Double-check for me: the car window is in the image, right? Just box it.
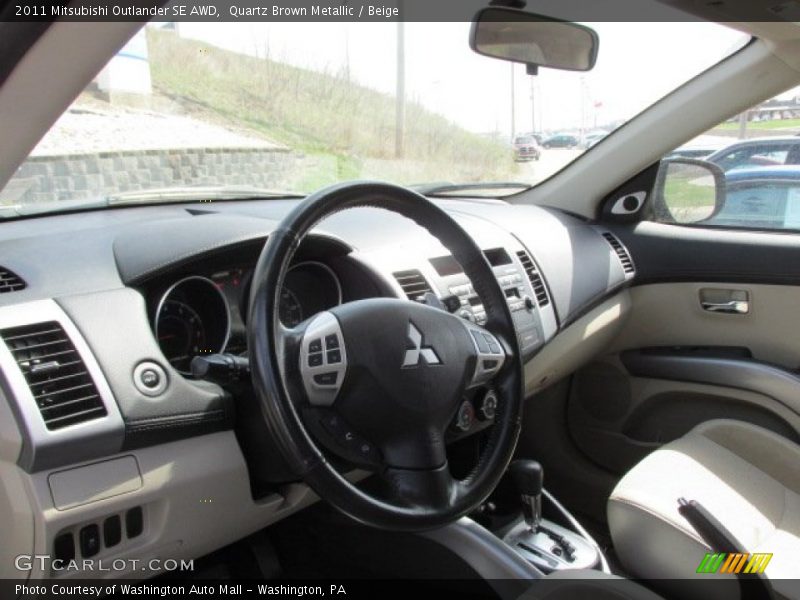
[652,88,800,232]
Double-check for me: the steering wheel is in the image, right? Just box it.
[247,181,524,531]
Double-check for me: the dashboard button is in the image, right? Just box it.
[313,372,338,386]
[126,507,144,538]
[79,524,100,557]
[325,334,339,349]
[54,532,75,562]
[133,361,168,397]
[308,353,324,367]
[326,349,342,364]
[140,369,160,389]
[103,515,122,548]
[309,338,323,353]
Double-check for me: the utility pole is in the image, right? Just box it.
[530,77,535,133]
[510,63,516,141]
[738,111,748,139]
[395,21,405,159]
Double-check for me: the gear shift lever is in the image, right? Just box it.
[509,459,543,532]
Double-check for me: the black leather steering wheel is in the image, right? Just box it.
[247,181,524,531]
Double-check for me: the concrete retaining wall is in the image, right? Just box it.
[5,146,298,205]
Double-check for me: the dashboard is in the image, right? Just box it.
[0,194,636,579]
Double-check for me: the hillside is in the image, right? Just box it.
[146,28,517,190]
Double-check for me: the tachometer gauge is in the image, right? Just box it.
[279,287,304,327]
[156,300,207,373]
[154,276,230,375]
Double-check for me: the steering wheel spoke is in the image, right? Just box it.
[381,464,458,512]
[462,321,507,388]
[297,312,348,407]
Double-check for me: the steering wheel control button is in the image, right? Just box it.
[313,372,338,386]
[482,332,502,354]
[319,413,380,465]
[79,524,101,557]
[480,390,498,420]
[454,400,475,432]
[300,312,347,406]
[133,361,167,397]
[465,324,506,387]
[471,330,490,352]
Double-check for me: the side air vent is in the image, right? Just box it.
[601,232,635,275]
[0,321,106,430]
[516,250,550,307]
[393,269,433,301]
[0,267,26,293]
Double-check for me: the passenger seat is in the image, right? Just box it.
[608,419,800,600]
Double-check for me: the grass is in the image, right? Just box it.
[660,171,717,222]
[145,28,517,191]
[715,118,800,132]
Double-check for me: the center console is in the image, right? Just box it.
[503,460,601,572]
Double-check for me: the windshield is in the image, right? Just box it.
[1,21,747,213]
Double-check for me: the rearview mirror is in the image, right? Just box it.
[470,8,599,72]
[653,158,726,224]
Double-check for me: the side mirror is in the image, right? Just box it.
[470,7,599,72]
[653,158,726,225]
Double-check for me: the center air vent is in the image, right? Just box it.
[0,267,26,293]
[601,232,635,275]
[516,250,550,307]
[393,269,432,301]
[0,321,106,430]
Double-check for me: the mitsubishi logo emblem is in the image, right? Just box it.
[402,322,441,367]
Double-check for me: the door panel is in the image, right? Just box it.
[566,280,800,477]
[567,357,800,477]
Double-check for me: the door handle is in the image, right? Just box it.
[701,300,749,314]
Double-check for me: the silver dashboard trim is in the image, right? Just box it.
[0,299,124,472]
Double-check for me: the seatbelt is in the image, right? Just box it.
[677,497,775,600]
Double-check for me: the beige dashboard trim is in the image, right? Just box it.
[7,431,344,580]
[524,291,632,396]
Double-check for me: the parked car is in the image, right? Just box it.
[542,133,580,148]
[513,135,541,161]
[704,165,800,229]
[705,136,800,171]
[582,132,607,149]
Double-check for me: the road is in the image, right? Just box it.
[516,148,583,186]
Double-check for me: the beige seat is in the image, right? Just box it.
[608,419,800,600]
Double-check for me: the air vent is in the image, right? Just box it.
[393,269,433,301]
[516,250,550,307]
[601,232,635,275]
[0,321,106,430]
[0,267,26,293]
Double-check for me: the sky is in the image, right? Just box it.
[172,22,754,136]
